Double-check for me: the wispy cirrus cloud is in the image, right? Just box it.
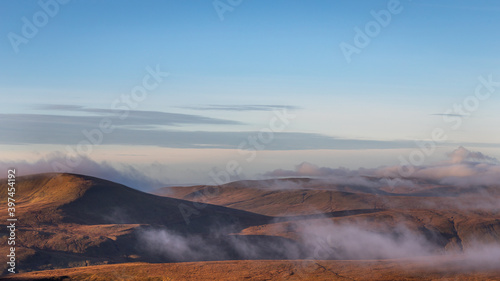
[2,104,497,151]
[32,104,243,126]
[431,113,466,117]
[178,104,301,111]
[0,113,420,150]
[0,104,408,149]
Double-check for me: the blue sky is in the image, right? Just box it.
[1,0,500,185]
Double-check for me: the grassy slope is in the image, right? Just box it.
[5,258,500,281]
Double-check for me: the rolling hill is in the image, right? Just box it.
[1,173,499,279]
[0,173,272,273]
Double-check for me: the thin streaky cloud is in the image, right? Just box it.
[431,113,466,117]
[30,105,244,126]
[2,112,499,150]
[179,104,301,111]
[0,115,449,150]
[33,104,85,111]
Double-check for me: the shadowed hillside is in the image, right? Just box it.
[0,173,272,274]
[0,173,270,226]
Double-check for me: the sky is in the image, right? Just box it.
[1,0,500,187]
